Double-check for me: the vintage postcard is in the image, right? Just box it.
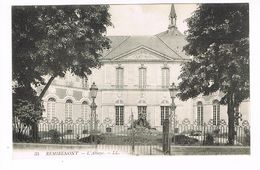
[1,0,259,170]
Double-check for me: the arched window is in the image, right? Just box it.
[197,101,203,125]
[65,99,73,119]
[213,100,220,125]
[81,101,88,122]
[47,98,56,120]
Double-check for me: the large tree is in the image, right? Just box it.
[13,5,112,100]
[178,4,249,145]
[12,5,112,141]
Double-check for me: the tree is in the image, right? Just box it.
[12,5,112,100]
[12,5,112,141]
[178,4,249,145]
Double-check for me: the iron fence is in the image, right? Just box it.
[13,117,250,155]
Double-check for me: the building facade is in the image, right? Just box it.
[40,5,250,129]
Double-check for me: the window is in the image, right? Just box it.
[197,102,203,125]
[47,98,56,120]
[138,106,147,120]
[81,101,88,122]
[115,106,124,125]
[116,67,124,88]
[162,67,170,88]
[65,99,73,119]
[139,67,147,89]
[82,77,88,88]
[161,106,170,125]
[213,100,220,125]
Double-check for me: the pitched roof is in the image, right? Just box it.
[156,29,189,60]
[102,29,190,61]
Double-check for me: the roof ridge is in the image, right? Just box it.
[155,34,184,60]
[104,36,131,58]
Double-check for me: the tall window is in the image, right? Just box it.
[115,106,124,125]
[161,106,170,125]
[197,102,203,125]
[116,67,124,88]
[213,100,220,125]
[65,99,73,119]
[82,77,88,88]
[162,67,170,88]
[139,67,147,89]
[47,98,56,120]
[81,101,88,122]
[138,106,147,120]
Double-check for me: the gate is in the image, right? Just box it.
[35,117,165,155]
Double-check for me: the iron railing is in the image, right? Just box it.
[13,117,250,154]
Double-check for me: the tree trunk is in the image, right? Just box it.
[38,76,56,101]
[227,93,235,145]
[32,76,55,142]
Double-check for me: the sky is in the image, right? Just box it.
[106,4,198,36]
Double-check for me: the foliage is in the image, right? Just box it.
[13,131,33,142]
[178,4,249,145]
[203,133,215,145]
[12,5,112,137]
[12,5,112,100]
[13,99,43,137]
[173,135,199,145]
[78,134,105,144]
[48,129,61,143]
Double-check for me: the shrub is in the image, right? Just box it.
[173,135,199,145]
[213,129,220,136]
[203,133,214,145]
[48,129,61,143]
[13,131,33,142]
[78,134,105,144]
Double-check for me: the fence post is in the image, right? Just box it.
[131,112,135,154]
[203,123,206,145]
[61,121,64,144]
[32,122,39,143]
[162,119,170,155]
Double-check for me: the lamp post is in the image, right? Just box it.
[90,82,98,133]
[169,82,177,153]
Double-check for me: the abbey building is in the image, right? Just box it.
[40,5,250,129]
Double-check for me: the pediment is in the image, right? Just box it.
[112,46,172,61]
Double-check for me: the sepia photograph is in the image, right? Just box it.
[2,0,260,170]
[11,3,250,157]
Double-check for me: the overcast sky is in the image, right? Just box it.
[106,4,198,36]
